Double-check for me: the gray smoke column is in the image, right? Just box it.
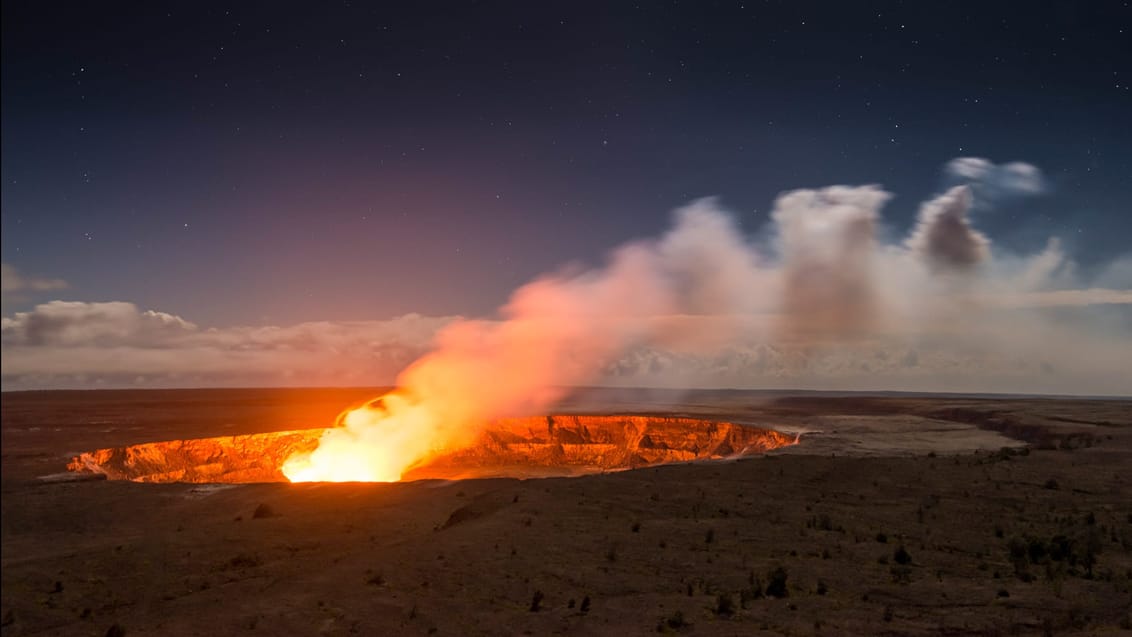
[905,186,990,272]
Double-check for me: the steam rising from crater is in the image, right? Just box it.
[906,186,990,272]
[283,178,1131,482]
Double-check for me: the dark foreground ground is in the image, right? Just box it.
[2,388,1130,636]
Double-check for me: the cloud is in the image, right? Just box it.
[1095,255,1132,289]
[3,163,1131,398]
[992,288,1132,308]
[1,301,195,347]
[1,263,68,296]
[1,302,456,389]
[944,157,1046,204]
[771,185,888,337]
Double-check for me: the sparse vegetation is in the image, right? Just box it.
[740,583,762,608]
[893,545,913,565]
[659,609,688,631]
[714,593,734,617]
[765,566,788,598]
[6,391,1131,636]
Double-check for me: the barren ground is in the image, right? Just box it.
[2,388,1130,636]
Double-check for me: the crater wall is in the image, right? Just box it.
[67,414,796,483]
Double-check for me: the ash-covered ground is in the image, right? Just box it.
[2,388,1130,636]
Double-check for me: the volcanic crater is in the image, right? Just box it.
[66,414,797,483]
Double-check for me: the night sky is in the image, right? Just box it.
[3,2,1130,328]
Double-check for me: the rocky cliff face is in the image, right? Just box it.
[405,415,796,480]
[68,414,796,483]
[67,429,322,483]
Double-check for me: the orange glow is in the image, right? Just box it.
[281,392,450,482]
[66,414,797,484]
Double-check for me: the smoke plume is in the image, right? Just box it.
[905,186,990,272]
[281,170,1131,481]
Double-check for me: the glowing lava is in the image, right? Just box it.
[280,392,443,483]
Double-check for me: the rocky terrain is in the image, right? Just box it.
[2,388,1130,636]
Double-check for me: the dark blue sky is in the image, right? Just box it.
[3,1,1129,326]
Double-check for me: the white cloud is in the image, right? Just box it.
[1,301,195,347]
[944,157,1046,202]
[1,263,68,296]
[1,302,456,389]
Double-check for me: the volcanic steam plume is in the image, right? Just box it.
[282,168,1130,482]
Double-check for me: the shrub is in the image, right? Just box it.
[1028,537,1049,564]
[765,566,789,598]
[715,593,735,617]
[890,565,912,584]
[742,572,763,604]
[893,545,912,565]
[662,609,688,630]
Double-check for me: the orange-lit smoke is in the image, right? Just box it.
[282,202,761,482]
[281,178,1129,482]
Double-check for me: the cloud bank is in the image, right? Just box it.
[3,162,1130,397]
[1,304,454,389]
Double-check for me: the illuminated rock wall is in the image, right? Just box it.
[68,414,795,483]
